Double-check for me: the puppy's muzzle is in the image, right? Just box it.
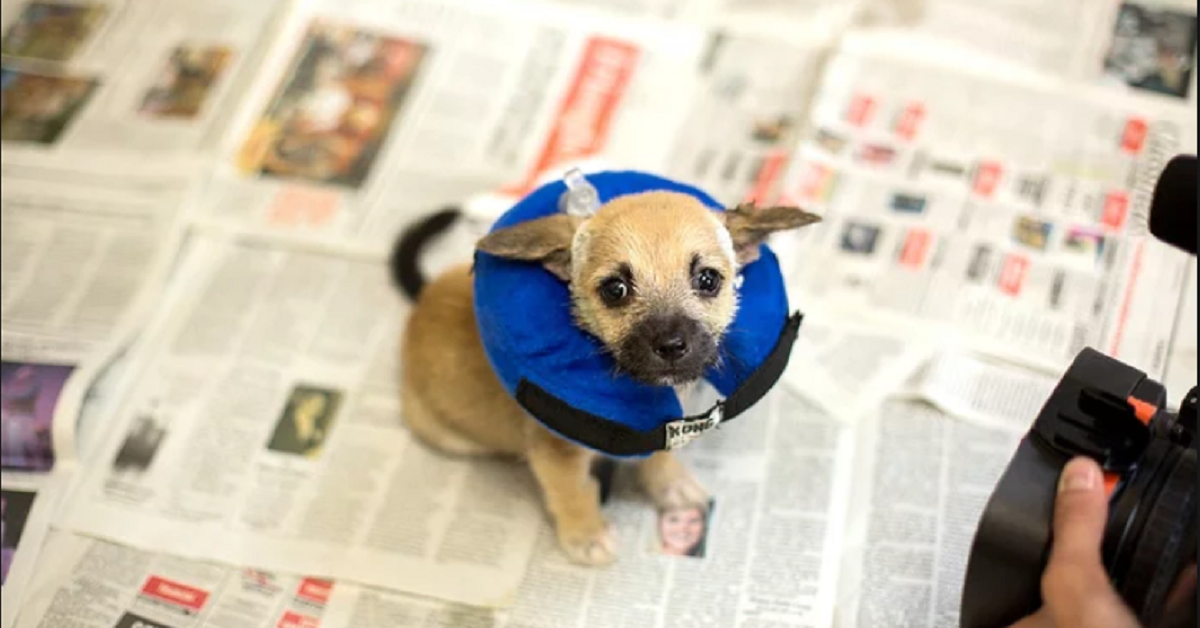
[619,315,717,385]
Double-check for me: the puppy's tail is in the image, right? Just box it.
[390,207,461,301]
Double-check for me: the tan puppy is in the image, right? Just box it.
[393,191,819,565]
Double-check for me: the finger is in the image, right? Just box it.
[1041,457,1138,627]
[1006,607,1055,628]
[1048,457,1108,569]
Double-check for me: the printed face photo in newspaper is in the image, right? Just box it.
[0,67,98,144]
[1103,2,1199,99]
[236,21,429,188]
[0,361,74,472]
[138,45,234,119]
[0,1,108,62]
[265,385,343,459]
[1,489,36,585]
[653,499,715,559]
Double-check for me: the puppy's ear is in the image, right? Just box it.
[476,214,580,281]
[724,203,821,264]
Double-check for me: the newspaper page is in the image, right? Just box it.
[776,34,1197,377]
[534,0,722,21]
[24,382,855,628]
[903,353,1057,433]
[194,0,703,246]
[892,0,1119,80]
[1162,259,1197,409]
[16,529,350,628]
[835,400,1023,628]
[0,0,288,153]
[782,312,937,424]
[662,24,833,206]
[58,232,545,606]
[1,149,199,627]
[322,384,854,628]
[880,0,1199,104]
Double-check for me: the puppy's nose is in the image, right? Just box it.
[653,336,689,362]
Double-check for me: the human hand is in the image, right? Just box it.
[1008,457,1141,628]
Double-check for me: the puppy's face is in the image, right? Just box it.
[478,191,819,386]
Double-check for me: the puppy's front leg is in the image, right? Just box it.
[526,427,616,566]
[638,451,710,509]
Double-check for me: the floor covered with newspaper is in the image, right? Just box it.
[1,0,1196,626]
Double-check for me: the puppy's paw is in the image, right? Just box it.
[651,472,710,511]
[557,519,617,566]
[638,452,711,509]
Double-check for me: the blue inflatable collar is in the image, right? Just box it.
[473,171,802,457]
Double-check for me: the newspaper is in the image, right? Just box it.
[192,0,703,246]
[15,529,349,628]
[834,400,1023,628]
[662,25,833,206]
[1,3,1197,627]
[1,149,198,626]
[783,312,936,424]
[0,0,288,153]
[903,352,1058,432]
[55,232,546,606]
[886,0,1199,104]
[521,0,865,25]
[1163,258,1197,408]
[777,34,1198,377]
[21,383,856,628]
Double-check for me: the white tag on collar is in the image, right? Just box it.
[664,404,725,450]
[559,168,601,217]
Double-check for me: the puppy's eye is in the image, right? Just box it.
[693,268,723,296]
[598,278,631,306]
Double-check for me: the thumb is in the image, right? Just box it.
[1048,457,1108,569]
[1040,457,1139,627]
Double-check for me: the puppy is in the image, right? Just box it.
[392,191,819,565]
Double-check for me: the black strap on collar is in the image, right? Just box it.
[515,312,803,457]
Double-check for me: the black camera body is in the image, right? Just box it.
[960,349,1196,627]
[960,156,1199,628]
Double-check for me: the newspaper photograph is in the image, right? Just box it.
[235,21,429,189]
[0,1,110,62]
[0,66,99,145]
[57,233,544,606]
[0,473,72,628]
[0,0,287,153]
[1100,1,1199,101]
[136,46,234,120]
[776,36,1197,377]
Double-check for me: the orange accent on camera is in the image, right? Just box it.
[1104,473,1120,497]
[1127,396,1156,425]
